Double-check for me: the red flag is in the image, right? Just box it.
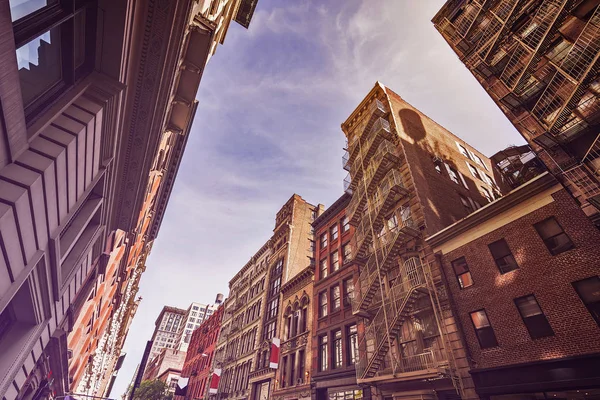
[209,368,221,394]
[269,338,280,369]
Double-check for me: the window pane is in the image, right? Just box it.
[451,257,469,274]
[470,310,490,329]
[17,26,62,106]
[573,276,600,326]
[9,0,56,21]
[534,218,573,255]
[515,295,542,318]
[458,272,473,289]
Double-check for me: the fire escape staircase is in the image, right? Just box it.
[353,211,419,317]
[347,99,390,173]
[531,5,600,136]
[356,258,428,380]
[500,0,571,93]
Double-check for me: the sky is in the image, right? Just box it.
[111,0,525,396]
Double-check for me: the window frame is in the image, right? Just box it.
[318,334,328,371]
[533,217,574,256]
[341,216,350,232]
[320,258,328,279]
[347,324,358,365]
[330,224,339,241]
[451,256,473,289]
[572,276,600,327]
[331,285,341,313]
[343,278,354,307]
[514,294,555,339]
[331,251,340,272]
[318,291,328,318]
[470,309,499,349]
[333,329,343,369]
[320,233,328,249]
[488,239,519,274]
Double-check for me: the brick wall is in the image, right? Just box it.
[440,189,600,370]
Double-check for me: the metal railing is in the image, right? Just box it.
[348,99,389,157]
[343,151,350,171]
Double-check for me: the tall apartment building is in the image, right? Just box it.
[149,306,188,363]
[176,303,225,400]
[66,0,260,397]
[177,301,220,352]
[341,82,500,400]
[310,193,368,400]
[427,171,600,398]
[432,0,600,222]
[213,194,320,400]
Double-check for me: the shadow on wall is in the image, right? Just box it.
[399,108,427,143]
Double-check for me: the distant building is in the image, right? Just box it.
[149,306,188,363]
[433,0,600,222]
[491,145,547,189]
[309,193,367,400]
[177,302,220,352]
[142,348,187,387]
[176,302,225,400]
[427,172,600,398]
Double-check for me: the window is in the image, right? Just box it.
[434,162,442,174]
[333,330,343,368]
[298,349,305,383]
[451,257,473,289]
[301,307,307,333]
[515,295,554,339]
[264,321,276,340]
[14,4,97,119]
[347,324,358,365]
[467,163,481,180]
[331,252,340,272]
[572,276,600,326]
[470,310,498,349]
[459,195,472,213]
[271,276,281,296]
[321,233,328,249]
[342,243,352,264]
[320,258,328,279]
[281,356,288,387]
[343,278,355,307]
[484,174,495,186]
[331,224,339,241]
[309,240,315,252]
[342,216,350,232]
[457,143,471,158]
[331,286,341,312]
[311,209,317,221]
[481,186,493,203]
[267,299,279,319]
[488,239,519,274]
[319,335,328,371]
[319,291,328,317]
[445,164,460,185]
[534,217,574,255]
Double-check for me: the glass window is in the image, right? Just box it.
[515,295,554,339]
[271,276,281,296]
[309,240,315,252]
[488,239,519,274]
[331,286,341,312]
[459,195,472,213]
[320,258,328,279]
[347,324,358,365]
[572,276,600,326]
[457,143,471,158]
[445,164,460,185]
[342,216,350,232]
[333,330,343,368]
[267,299,278,319]
[467,163,481,180]
[343,278,355,306]
[451,257,473,289]
[17,27,62,106]
[9,0,57,22]
[331,251,340,272]
[320,233,328,249]
[534,217,574,255]
[481,186,493,202]
[319,335,328,371]
[342,243,352,264]
[470,310,498,349]
[330,224,339,241]
[319,291,328,317]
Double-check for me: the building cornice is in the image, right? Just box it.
[341,81,386,134]
[312,193,350,230]
[426,172,558,247]
[281,265,314,296]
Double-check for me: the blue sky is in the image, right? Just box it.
[111,0,524,396]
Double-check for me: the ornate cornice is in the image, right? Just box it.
[281,266,314,296]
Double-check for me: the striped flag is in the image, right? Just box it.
[209,368,221,394]
[269,338,280,369]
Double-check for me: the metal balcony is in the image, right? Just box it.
[348,122,395,192]
[362,136,401,197]
[351,169,408,262]
[531,6,600,135]
[348,99,390,162]
[343,150,351,171]
[355,257,429,380]
[500,0,569,92]
[344,173,353,195]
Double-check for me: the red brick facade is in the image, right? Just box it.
[429,174,600,397]
[178,304,224,400]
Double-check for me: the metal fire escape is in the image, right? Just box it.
[437,0,600,213]
[346,99,464,395]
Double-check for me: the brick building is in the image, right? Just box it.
[427,171,600,398]
[432,0,600,222]
[143,348,187,388]
[310,193,367,400]
[176,303,224,400]
[272,264,314,400]
[341,82,502,400]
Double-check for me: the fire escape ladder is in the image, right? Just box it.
[500,0,569,91]
[348,99,389,169]
[478,0,524,62]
